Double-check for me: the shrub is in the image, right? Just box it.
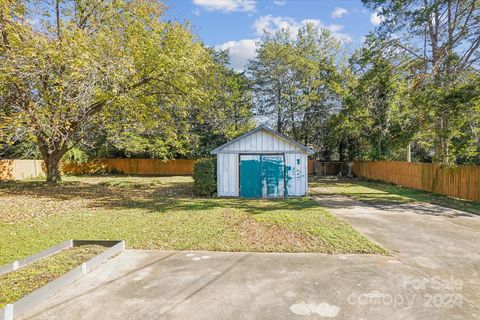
[193,158,217,196]
[109,167,124,174]
[62,148,89,165]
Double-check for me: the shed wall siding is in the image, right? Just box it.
[285,153,308,196]
[217,153,239,197]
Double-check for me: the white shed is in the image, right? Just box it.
[210,125,314,198]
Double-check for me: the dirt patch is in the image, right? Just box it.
[225,212,314,252]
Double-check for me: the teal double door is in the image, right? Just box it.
[239,154,285,198]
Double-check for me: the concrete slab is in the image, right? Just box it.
[312,192,480,314]
[20,249,479,320]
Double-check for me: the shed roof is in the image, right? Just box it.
[210,125,314,155]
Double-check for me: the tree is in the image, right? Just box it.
[247,23,345,154]
[0,0,217,183]
[186,50,255,159]
[362,0,480,164]
[338,36,419,160]
[247,29,294,134]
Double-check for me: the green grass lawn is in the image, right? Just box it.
[310,177,480,215]
[0,176,386,265]
[0,245,105,308]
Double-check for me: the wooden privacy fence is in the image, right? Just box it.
[308,160,314,175]
[311,161,350,176]
[353,161,480,202]
[0,159,44,180]
[2,158,329,180]
[62,158,195,176]
[0,158,195,180]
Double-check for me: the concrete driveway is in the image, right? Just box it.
[21,186,480,319]
[20,250,479,320]
[314,193,480,308]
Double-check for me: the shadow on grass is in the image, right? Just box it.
[0,176,319,217]
[0,176,192,212]
[310,177,480,217]
[157,198,319,215]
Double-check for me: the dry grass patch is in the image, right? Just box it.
[225,212,314,252]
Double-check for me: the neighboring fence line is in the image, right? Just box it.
[0,159,44,180]
[0,159,196,180]
[310,161,350,176]
[308,159,314,175]
[353,160,480,202]
[62,158,195,176]
[2,159,347,180]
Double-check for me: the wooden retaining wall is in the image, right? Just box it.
[353,160,480,202]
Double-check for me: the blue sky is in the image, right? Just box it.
[163,0,382,69]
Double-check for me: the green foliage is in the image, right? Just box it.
[193,158,217,196]
[0,0,222,182]
[247,23,345,155]
[333,37,418,161]
[0,136,40,159]
[186,51,255,159]
[62,148,89,165]
[326,32,480,164]
[109,167,124,175]
[58,50,255,161]
[1,0,477,166]
[361,0,480,165]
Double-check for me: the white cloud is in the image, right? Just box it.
[331,7,348,19]
[253,15,295,35]
[326,24,345,33]
[370,10,384,26]
[216,39,259,70]
[273,0,286,5]
[253,15,352,43]
[192,0,256,13]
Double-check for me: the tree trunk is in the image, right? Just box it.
[45,155,62,184]
[338,142,344,161]
[406,142,411,162]
[276,85,283,134]
[55,0,61,39]
[38,141,68,184]
[434,115,451,165]
[277,106,283,134]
